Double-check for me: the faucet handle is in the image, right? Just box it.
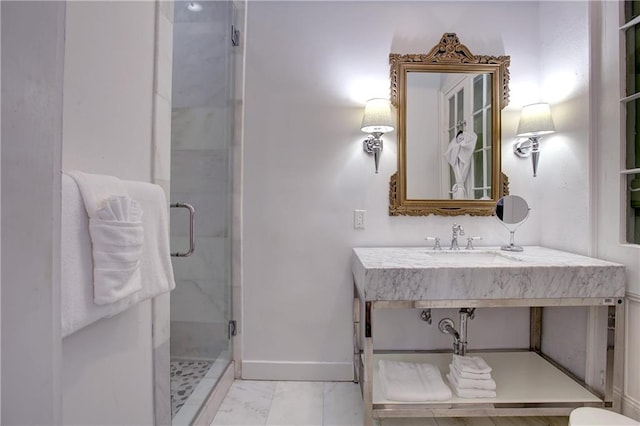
[465,236,482,250]
[425,236,442,250]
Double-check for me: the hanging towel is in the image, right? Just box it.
[61,173,176,337]
[444,131,477,199]
[449,363,492,380]
[379,360,452,402]
[452,354,492,374]
[448,366,496,390]
[447,373,496,398]
[67,171,144,304]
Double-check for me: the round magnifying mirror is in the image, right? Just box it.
[495,195,530,252]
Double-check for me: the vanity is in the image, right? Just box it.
[351,246,625,425]
[352,33,626,425]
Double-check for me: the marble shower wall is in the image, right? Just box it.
[170,0,233,360]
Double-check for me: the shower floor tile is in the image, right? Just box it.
[171,359,213,417]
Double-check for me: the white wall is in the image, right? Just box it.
[1,2,3,418]
[594,1,640,419]
[536,1,591,255]
[532,1,592,382]
[62,1,155,181]
[1,2,65,423]
[61,2,170,424]
[241,0,555,380]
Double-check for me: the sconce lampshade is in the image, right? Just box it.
[361,98,394,134]
[516,103,556,137]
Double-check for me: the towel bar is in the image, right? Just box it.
[170,202,195,257]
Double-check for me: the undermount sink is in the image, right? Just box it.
[424,250,522,264]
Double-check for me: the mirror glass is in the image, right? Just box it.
[406,72,492,200]
[496,195,529,224]
[389,33,510,217]
[495,195,529,252]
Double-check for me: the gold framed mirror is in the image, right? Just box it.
[389,33,510,216]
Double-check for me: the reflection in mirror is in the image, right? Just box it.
[495,195,530,252]
[406,72,493,200]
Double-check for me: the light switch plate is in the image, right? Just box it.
[354,210,366,229]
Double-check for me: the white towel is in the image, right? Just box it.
[67,171,144,304]
[449,366,496,390]
[452,354,492,374]
[449,363,492,380]
[444,131,477,199]
[379,360,452,402]
[447,373,496,398]
[61,173,176,337]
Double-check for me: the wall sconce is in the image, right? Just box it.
[361,98,394,173]
[514,103,556,177]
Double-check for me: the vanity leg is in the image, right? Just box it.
[363,301,374,426]
[353,282,362,383]
[530,307,543,353]
[606,301,624,408]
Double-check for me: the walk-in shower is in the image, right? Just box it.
[169,0,236,422]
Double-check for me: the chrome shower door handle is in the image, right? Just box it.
[170,202,195,257]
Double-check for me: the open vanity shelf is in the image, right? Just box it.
[371,352,601,408]
[351,246,626,425]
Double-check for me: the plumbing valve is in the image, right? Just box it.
[420,309,432,324]
[425,237,441,250]
[460,307,476,320]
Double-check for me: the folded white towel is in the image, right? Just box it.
[452,354,492,374]
[449,366,496,390]
[67,171,127,216]
[61,174,176,337]
[447,373,496,398]
[379,360,452,402]
[449,363,492,380]
[68,171,144,304]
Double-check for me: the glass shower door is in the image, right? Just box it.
[168,0,234,421]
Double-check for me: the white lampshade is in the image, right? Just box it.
[361,98,394,133]
[516,103,556,137]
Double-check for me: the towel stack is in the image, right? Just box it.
[446,354,496,398]
[379,360,452,402]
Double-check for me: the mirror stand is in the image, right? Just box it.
[501,229,525,252]
[495,195,530,252]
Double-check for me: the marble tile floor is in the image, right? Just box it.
[211,380,569,426]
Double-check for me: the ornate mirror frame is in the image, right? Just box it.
[389,33,511,216]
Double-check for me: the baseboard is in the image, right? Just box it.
[614,386,623,412]
[622,393,640,421]
[241,360,353,381]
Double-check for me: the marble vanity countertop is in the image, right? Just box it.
[352,246,625,302]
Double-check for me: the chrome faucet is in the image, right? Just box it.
[450,223,465,250]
